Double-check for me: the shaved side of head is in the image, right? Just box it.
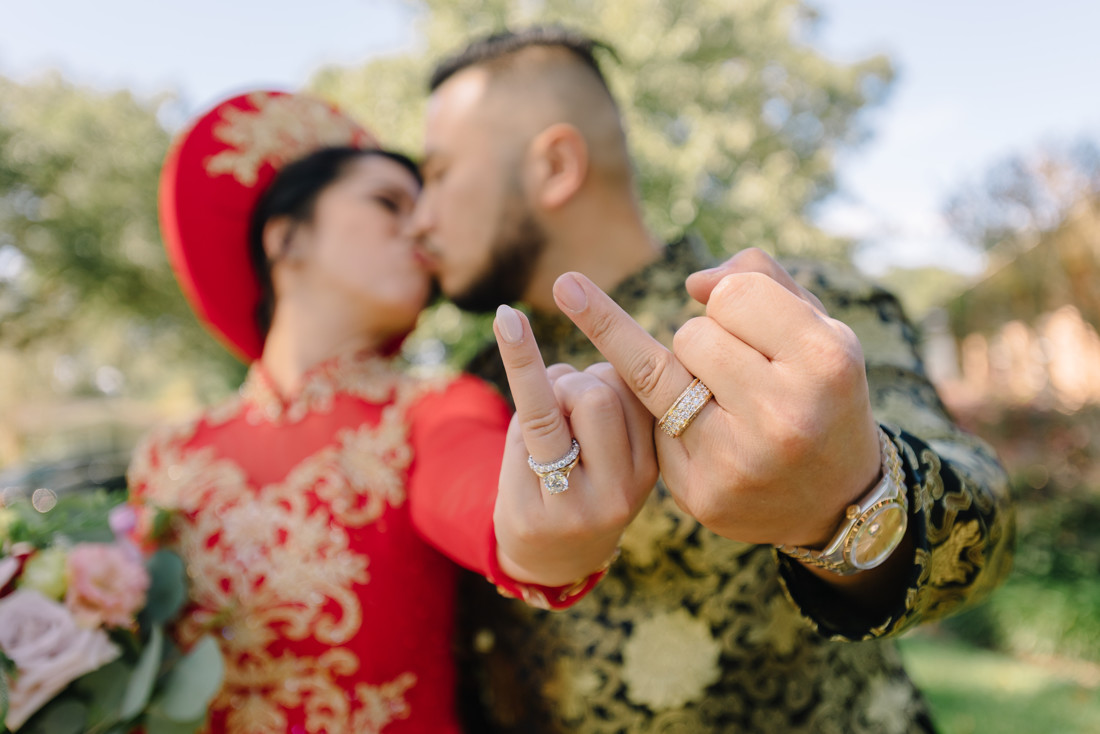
[431,27,634,188]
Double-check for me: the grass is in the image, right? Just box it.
[899,632,1100,734]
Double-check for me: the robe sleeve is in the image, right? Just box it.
[406,374,607,610]
[775,260,1016,640]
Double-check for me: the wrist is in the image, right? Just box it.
[777,426,909,576]
[496,533,622,587]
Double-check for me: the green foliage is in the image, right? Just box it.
[312,0,893,364]
[139,550,188,628]
[146,636,224,728]
[938,404,1100,663]
[20,699,89,734]
[1,489,119,548]
[899,634,1100,734]
[943,138,1100,256]
[119,626,164,723]
[315,0,892,261]
[876,266,970,321]
[0,74,244,415]
[0,670,8,731]
[74,659,131,732]
[0,493,220,734]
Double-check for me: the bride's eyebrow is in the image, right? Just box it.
[370,181,419,203]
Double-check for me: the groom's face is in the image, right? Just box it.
[410,69,547,312]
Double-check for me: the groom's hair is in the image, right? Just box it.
[428,25,619,94]
[428,25,635,192]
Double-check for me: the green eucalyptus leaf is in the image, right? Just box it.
[1,670,9,731]
[144,712,207,734]
[148,635,223,723]
[140,550,187,628]
[21,698,87,734]
[74,659,130,730]
[119,625,163,721]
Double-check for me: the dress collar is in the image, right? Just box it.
[239,349,406,425]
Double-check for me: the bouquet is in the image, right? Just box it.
[0,490,223,734]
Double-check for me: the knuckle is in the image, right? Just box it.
[577,381,619,414]
[808,324,866,386]
[733,247,774,272]
[546,362,577,381]
[629,350,675,401]
[504,345,543,374]
[583,361,616,381]
[582,304,622,352]
[519,408,567,443]
[672,316,710,355]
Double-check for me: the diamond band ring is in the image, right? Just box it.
[528,439,581,495]
[658,378,713,438]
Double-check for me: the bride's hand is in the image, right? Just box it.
[491,305,657,587]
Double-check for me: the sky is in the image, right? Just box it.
[2,0,1098,276]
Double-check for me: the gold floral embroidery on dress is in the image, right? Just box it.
[130,357,437,734]
[205,91,374,187]
[238,350,441,425]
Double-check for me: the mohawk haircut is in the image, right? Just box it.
[428,25,619,93]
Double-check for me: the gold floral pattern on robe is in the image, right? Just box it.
[457,237,1014,733]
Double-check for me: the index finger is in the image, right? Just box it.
[553,272,695,421]
[493,305,574,465]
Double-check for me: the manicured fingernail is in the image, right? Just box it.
[555,273,588,312]
[495,304,524,344]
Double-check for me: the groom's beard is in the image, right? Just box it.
[450,196,547,314]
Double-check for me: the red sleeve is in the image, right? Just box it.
[407,374,608,611]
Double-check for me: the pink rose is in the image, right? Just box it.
[0,589,120,730]
[64,542,150,628]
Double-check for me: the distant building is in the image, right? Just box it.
[943,200,1100,412]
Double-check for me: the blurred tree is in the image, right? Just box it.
[877,266,970,322]
[310,0,894,363]
[944,138,1100,259]
[0,74,243,465]
[312,0,894,261]
[944,139,1100,334]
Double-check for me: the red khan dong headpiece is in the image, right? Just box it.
[158,90,378,362]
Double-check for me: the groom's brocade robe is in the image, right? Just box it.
[459,237,1014,734]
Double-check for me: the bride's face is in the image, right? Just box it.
[297,155,431,335]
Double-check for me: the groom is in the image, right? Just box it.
[409,26,1014,732]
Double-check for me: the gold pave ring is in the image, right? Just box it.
[658,378,713,438]
[528,439,581,495]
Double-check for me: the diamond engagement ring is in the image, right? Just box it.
[528,439,581,495]
[658,378,713,438]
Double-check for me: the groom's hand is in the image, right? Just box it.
[551,248,882,551]
[491,304,657,587]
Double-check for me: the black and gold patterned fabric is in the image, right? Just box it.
[457,237,1015,733]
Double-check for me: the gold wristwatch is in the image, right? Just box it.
[777,428,908,576]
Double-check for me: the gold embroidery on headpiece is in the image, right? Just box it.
[205,91,375,186]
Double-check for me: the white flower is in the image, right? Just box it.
[0,589,120,731]
[620,608,722,710]
[0,556,19,591]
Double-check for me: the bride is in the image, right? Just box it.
[127,90,656,734]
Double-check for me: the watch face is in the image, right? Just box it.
[850,503,908,570]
